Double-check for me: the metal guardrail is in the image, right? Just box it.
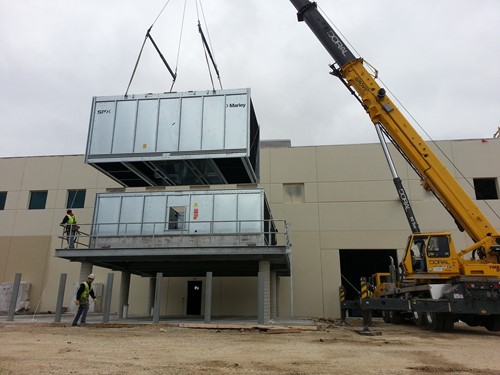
[58,220,291,250]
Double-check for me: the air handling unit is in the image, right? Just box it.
[85,88,260,187]
[54,188,292,278]
[91,188,278,248]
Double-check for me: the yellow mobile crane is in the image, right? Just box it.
[289,0,500,331]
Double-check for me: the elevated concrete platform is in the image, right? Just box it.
[54,245,291,277]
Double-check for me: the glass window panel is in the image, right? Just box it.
[29,191,47,210]
[0,192,6,210]
[473,178,498,200]
[427,236,451,258]
[66,190,86,209]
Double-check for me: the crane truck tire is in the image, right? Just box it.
[412,311,427,327]
[425,312,454,331]
[381,310,406,325]
[382,311,392,323]
[485,315,500,332]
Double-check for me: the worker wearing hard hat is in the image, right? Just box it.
[72,274,97,327]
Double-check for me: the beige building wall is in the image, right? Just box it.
[1,139,499,319]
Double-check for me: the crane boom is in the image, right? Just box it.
[289,0,500,265]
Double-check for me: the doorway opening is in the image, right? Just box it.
[339,249,397,311]
[186,280,202,315]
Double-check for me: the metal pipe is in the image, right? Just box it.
[375,124,398,179]
[375,124,421,233]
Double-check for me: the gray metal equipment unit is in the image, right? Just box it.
[55,188,290,278]
[91,188,277,248]
[85,88,260,187]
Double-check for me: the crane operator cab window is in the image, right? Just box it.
[409,235,451,272]
[410,236,427,272]
[427,235,450,258]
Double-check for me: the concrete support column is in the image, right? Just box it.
[204,272,213,324]
[79,262,93,282]
[153,273,163,324]
[54,273,67,322]
[102,273,114,323]
[270,271,277,320]
[148,277,156,316]
[276,277,281,318]
[7,273,22,322]
[258,260,271,324]
[118,271,131,319]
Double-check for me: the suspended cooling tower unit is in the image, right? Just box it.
[85,88,260,187]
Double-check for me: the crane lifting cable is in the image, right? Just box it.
[196,0,222,91]
[125,0,186,96]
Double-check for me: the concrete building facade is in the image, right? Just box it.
[1,138,499,320]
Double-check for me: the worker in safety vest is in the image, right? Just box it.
[72,274,97,327]
[60,209,78,249]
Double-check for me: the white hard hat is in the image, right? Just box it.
[88,274,95,279]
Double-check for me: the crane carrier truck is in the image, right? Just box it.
[288,0,500,331]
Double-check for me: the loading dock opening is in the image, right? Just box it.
[339,249,397,302]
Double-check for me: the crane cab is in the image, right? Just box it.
[403,233,460,278]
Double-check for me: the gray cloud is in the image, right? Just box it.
[1,0,499,157]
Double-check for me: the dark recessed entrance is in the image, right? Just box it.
[186,281,203,315]
[339,249,397,302]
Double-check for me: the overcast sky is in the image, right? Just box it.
[1,0,499,157]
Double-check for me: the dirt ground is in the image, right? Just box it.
[0,318,499,375]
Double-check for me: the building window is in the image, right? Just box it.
[29,191,48,210]
[0,192,6,210]
[67,190,86,209]
[283,183,305,203]
[473,178,498,200]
